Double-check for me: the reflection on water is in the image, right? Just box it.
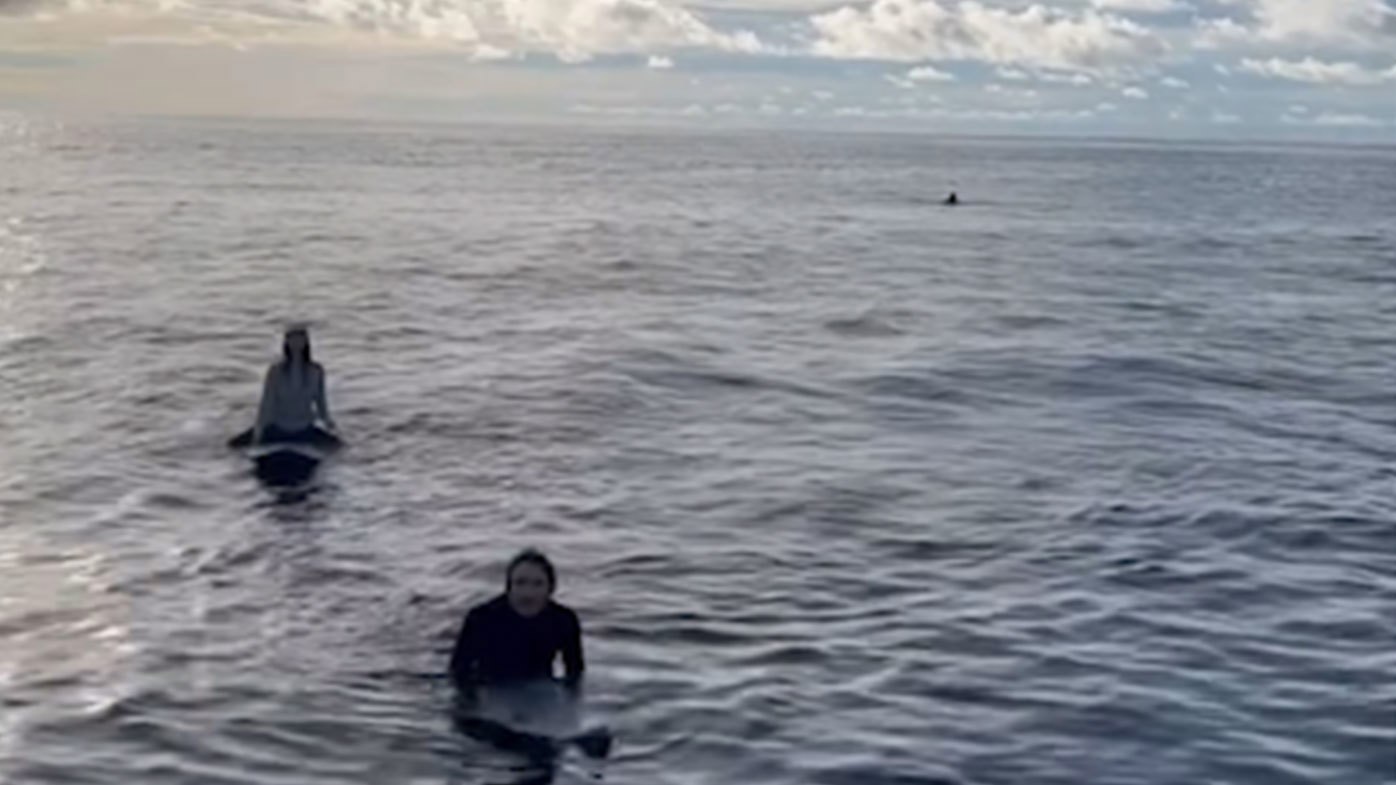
[0,528,135,775]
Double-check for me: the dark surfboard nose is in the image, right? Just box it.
[253,448,320,486]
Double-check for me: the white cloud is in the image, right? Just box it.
[986,83,1038,99]
[996,66,1029,80]
[1097,101,1119,112]
[1312,111,1386,127]
[1278,110,1389,129]
[884,73,916,88]
[907,64,955,81]
[1239,56,1396,85]
[1159,75,1189,88]
[1122,85,1148,98]
[1090,0,1184,13]
[808,0,1167,72]
[646,55,674,68]
[1198,0,1396,49]
[7,0,767,62]
[1212,110,1241,124]
[1041,70,1095,85]
[811,89,836,101]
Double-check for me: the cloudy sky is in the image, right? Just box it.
[1,0,1393,138]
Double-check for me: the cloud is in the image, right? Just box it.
[1041,70,1095,85]
[2,0,767,62]
[647,54,674,68]
[1211,110,1240,124]
[1312,111,1386,127]
[823,103,1103,123]
[996,66,1028,80]
[1121,85,1148,98]
[1089,0,1184,13]
[808,0,1168,73]
[1239,56,1396,85]
[907,64,955,81]
[1280,110,1387,128]
[986,82,1038,99]
[1198,0,1396,49]
[1158,75,1188,88]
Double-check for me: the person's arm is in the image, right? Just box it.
[314,365,336,431]
[253,366,277,442]
[448,611,480,690]
[561,610,585,685]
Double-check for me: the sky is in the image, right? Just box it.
[1,0,1394,139]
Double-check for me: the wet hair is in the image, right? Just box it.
[506,548,557,593]
[282,327,312,366]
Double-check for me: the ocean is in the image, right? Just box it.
[1,114,1393,784]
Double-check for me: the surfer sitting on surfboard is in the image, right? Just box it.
[449,549,585,691]
[232,325,337,447]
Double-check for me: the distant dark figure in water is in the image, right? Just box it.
[944,191,959,205]
[229,325,338,448]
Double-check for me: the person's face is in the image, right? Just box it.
[507,562,551,617]
[285,331,308,356]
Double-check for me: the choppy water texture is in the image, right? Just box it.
[1,114,1394,785]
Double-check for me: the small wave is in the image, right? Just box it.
[824,314,905,338]
[992,313,1066,331]
[856,371,977,407]
[1180,235,1240,253]
[624,354,835,402]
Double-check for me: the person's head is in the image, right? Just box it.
[282,326,311,366]
[505,548,556,618]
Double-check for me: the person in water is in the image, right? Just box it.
[449,549,585,690]
[944,191,959,205]
[251,326,337,444]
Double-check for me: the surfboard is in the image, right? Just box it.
[249,442,324,487]
[458,679,613,761]
[230,426,341,487]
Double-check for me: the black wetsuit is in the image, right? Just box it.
[449,594,584,688]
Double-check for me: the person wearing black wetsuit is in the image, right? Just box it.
[449,549,584,690]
